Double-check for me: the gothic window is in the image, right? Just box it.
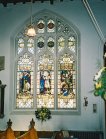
[15,11,80,114]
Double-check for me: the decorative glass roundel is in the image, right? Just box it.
[48,22,54,29]
[37,42,44,48]
[37,23,45,29]
[47,41,54,47]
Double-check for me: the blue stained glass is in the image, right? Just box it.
[40,72,45,94]
[16,53,34,108]
[40,71,52,94]
[19,71,31,93]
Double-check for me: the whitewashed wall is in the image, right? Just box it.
[0,0,106,134]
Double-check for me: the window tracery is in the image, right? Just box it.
[15,11,80,113]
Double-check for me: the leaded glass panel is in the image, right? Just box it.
[58,36,65,52]
[47,37,55,53]
[47,19,55,33]
[16,53,34,108]
[27,38,34,54]
[68,36,76,52]
[18,38,24,54]
[37,37,45,53]
[37,54,54,108]
[58,53,76,109]
[37,19,45,33]
[57,20,64,32]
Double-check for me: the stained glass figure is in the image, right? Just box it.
[39,71,52,94]
[58,53,76,108]
[16,53,34,108]
[37,54,54,108]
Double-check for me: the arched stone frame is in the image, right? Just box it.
[10,9,81,115]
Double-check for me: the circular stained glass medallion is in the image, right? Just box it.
[48,22,54,29]
[37,42,44,48]
[37,22,45,29]
[47,41,54,47]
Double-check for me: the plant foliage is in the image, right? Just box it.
[94,67,106,100]
[35,107,51,122]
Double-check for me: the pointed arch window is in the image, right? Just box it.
[15,11,80,114]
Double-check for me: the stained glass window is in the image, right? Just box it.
[16,53,34,108]
[15,11,80,113]
[37,54,54,108]
[58,53,76,108]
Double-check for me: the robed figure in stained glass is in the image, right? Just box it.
[40,72,45,94]
[60,70,73,96]
[40,71,51,94]
[19,71,31,94]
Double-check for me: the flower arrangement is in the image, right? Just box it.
[35,107,51,122]
[94,67,106,100]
